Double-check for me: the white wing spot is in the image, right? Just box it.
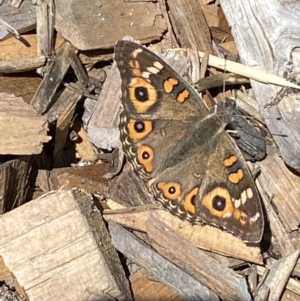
[147,66,160,74]
[154,61,164,70]
[241,190,247,205]
[132,48,143,58]
[246,187,254,199]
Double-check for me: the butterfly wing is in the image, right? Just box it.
[115,40,208,181]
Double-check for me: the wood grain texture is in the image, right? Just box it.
[54,0,167,50]
[130,269,184,301]
[219,0,300,171]
[257,147,300,233]
[109,220,219,301]
[0,156,32,214]
[258,250,300,300]
[0,93,50,155]
[0,189,132,301]
[31,41,76,114]
[0,0,36,40]
[104,208,263,264]
[0,56,46,73]
[146,216,252,301]
[168,0,214,53]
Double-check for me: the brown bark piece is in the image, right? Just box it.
[0,93,50,155]
[220,0,300,172]
[168,0,214,53]
[49,163,112,196]
[0,75,41,104]
[54,0,167,50]
[0,189,132,301]
[130,269,184,301]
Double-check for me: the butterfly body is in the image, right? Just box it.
[115,40,264,243]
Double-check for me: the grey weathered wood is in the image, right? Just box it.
[31,41,76,114]
[220,0,300,172]
[0,189,132,301]
[54,0,167,50]
[257,265,300,299]
[257,146,300,232]
[109,220,220,301]
[36,0,55,62]
[0,0,36,40]
[87,60,122,151]
[146,216,252,301]
[257,250,300,301]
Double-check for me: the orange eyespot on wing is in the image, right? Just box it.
[137,145,154,173]
[157,182,182,200]
[183,187,199,214]
[129,78,158,113]
[127,119,153,140]
[202,187,233,218]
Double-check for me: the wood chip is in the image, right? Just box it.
[54,0,167,50]
[257,250,300,300]
[220,0,300,172]
[0,189,132,300]
[109,220,219,301]
[0,93,50,155]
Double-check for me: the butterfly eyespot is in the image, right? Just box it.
[157,182,181,200]
[137,145,154,172]
[241,213,247,222]
[212,196,226,211]
[202,187,234,218]
[127,119,153,140]
[134,121,145,132]
[142,151,150,159]
[168,186,176,194]
[129,78,158,113]
[135,86,148,101]
[234,209,248,225]
[183,187,199,214]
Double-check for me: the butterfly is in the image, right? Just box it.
[115,40,264,243]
